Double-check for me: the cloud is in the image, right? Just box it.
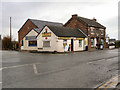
[1,1,119,40]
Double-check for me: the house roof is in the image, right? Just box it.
[77,16,106,29]
[45,25,86,38]
[29,19,63,31]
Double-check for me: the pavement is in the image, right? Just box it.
[1,48,120,88]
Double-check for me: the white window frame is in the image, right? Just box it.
[43,41,50,47]
[101,30,104,35]
[90,29,94,34]
[91,38,94,47]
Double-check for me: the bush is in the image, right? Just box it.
[2,36,13,50]
[115,40,120,48]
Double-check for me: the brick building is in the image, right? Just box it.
[64,14,106,51]
[18,19,63,50]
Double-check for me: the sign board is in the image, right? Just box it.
[42,32,51,37]
[76,38,84,40]
[58,37,71,40]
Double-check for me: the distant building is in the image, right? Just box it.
[109,39,116,49]
[64,14,106,50]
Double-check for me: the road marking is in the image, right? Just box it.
[0,62,41,70]
[96,75,120,89]
[0,82,2,84]
[104,81,118,89]
[33,64,38,75]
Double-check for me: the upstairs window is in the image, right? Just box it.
[29,41,37,46]
[96,30,100,35]
[90,29,94,34]
[101,30,104,35]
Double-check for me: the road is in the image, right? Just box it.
[1,49,119,88]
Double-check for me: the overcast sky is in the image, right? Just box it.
[0,0,119,41]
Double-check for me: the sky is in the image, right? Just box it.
[0,0,119,41]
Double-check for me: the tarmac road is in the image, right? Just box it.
[1,49,119,88]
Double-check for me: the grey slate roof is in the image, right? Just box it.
[29,19,63,32]
[46,25,86,38]
[77,16,106,29]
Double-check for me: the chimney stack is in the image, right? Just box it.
[93,17,97,21]
[72,14,78,18]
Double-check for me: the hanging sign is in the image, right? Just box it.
[42,32,51,37]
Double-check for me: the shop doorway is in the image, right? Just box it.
[71,39,73,51]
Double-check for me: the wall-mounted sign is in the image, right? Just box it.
[58,37,71,40]
[42,32,51,37]
[76,38,84,40]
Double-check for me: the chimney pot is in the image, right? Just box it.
[93,17,97,21]
[72,14,78,18]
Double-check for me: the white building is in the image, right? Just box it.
[21,25,87,52]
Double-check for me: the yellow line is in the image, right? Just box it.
[98,75,118,89]
[104,81,118,90]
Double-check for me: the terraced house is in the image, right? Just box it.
[64,14,106,51]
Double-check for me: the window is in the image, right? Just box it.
[91,38,94,47]
[21,40,23,46]
[90,29,94,34]
[63,40,67,47]
[101,39,104,44]
[29,41,37,46]
[43,41,50,47]
[96,30,99,35]
[101,30,104,35]
[79,40,82,47]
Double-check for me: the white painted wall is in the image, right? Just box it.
[37,26,58,52]
[74,39,85,51]
[22,29,38,50]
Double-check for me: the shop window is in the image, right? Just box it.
[43,41,50,47]
[101,30,104,35]
[101,39,104,45]
[63,40,67,47]
[91,38,94,47]
[79,40,82,47]
[21,40,23,46]
[29,41,37,46]
[90,29,94,34]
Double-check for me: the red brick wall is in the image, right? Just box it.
[64,16,106,51]
[64,17,88,35]
[18,19,37,50]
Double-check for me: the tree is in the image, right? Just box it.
[2,36,13,50]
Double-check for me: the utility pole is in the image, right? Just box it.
[10,17,12,41]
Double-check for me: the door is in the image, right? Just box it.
[71,39,73,51]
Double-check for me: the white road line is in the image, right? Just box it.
[33,64,38,75]
[0,82,2,84]
[0,62,41,71]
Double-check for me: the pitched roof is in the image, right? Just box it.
[29,19,63,31]
[77,16,106,29]
[46,25,86,38]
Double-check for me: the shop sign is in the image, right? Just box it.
[58,37,71,40]
[42,32,51,37]
[76,38,84,40]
